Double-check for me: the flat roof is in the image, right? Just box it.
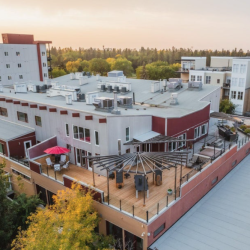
[0,119,35,141]
[134,131,160,142]
[151,155,250,250]
[0,75,220,119]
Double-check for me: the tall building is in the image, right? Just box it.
[0,33,51,85]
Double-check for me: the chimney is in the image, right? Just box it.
[111,91,121,115]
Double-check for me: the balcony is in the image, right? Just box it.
[223,83,230,89]
[176,68,194,73]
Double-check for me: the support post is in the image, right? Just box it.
[180,155,183,187]
[166,195,168,207]
[92,163,95,187]
[107,169,110,205]
[146,211,148,222]
[157,203,159,214]
[174,166,177,200]
[132,205,134,217]
[120,200,121,211]
[193,142,194,155]
[143,174,146,206]
[214,144,215,159]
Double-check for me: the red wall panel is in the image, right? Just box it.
[152,116,165,135]
[2,34,34,44]
[30,161,41,174]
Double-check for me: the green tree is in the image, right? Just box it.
[111,58,134,77]
[12,182,114,250]
[219,99,236,114]
[80,60,90,72]
[52,67,67,78]
[89,58,110,76]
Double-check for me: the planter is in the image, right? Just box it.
[167,189,173,195]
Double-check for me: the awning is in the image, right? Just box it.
[134,131,160,142]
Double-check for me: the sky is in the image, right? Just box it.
[1,0,250,50]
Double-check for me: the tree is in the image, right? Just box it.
[219,99,236,114]
[52,67,67,78]
[89,58,110,76]
[66,60,80,73]
[80,60,90,72]
[12,182,114,250]
[111,58,134,77]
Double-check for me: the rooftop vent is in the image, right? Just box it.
[85,91,99,105]
[151,81,160,93]
[188,81,202,90]
[111,91,121,115]
[100,85,106,92]
[14,83,27,93]
[65,94,72,105]
[106,85,113,93]
[70,73,75,80]
[170,93,178,105]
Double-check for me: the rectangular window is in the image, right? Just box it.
[201,124,207,135]
[8,76,12,80]
[126,127,130,142]
[95,131,99,146]
[168,142,172,152]
[231,91,236,99]
[231,78,238,87]
[239,78,245,87]
[0,143,5,154]
[154,223,165,238]
[206,76,211,84]
[194,127,200,139]
[85,128,90,142]
[42,52,45,56]
[240,64,246,74]
[0,107,8,117]
[17,111,28,122]
[0,76,1,81]
[12,169,31,181]
[16,52,20,56]
[19,75,23,79]
[4,52,8,56]
[43,62,46,67]
[79,127,84,140]
[172,141,176,151]
[18,63,21,68]
[44,73,47,77]
[217,79,220,84]
[238,91,243,100]
[35,116,42,126]
[191,75,195,81]
[66,144,71,152]
[233,64,239,73]
[73,125,79,139]
[6,64,10,68]
[197,76,202,81]
[65,124,69,136]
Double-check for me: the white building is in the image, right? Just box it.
[0,33,51,85]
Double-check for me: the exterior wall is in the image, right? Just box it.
[148,142,250,246]
[152,116,165,135]
[200,87,220,112]
[8,132,36,159]
[180,73,189,83]
[39,44,48,81]
[210,57,233,68]
[0,44,40,85]
[2,34,34,44]
[167,105,210,140]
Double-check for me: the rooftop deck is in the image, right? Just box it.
[36,155,209,221]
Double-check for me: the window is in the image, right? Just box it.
[66,144,71,152]
[217,79,220,84]
[95,131,99,146]
[19,75,23,79]
[201,124,207,135]
[16,52,20,56]
[231,78,238,87]
[8,76,12,80]
[205,76,211,84]
[238,91,243,100]
[239,78,245,87]
[191,75,195,81]
[43,62,46,67]
[42,52,45,56]
[194,127,200,139]
[197,76,202,82]
[126,127,130,142]
[6,64,10,68]
[231,91,236,99]
[240,64,246,74]
[35,116,42,126]
[233,64,239,73]
[18,63,21,68]
[126,148,130,153]
[17,111,28,122]
[12,169,31,181]
[4,52,8,56]
[0,143,5,154]
[154,223,165,238]
[65,124,69,136]
[0,107,8,117]
[73,125,91,142]
[44,73,47,77]
[177,133,186,148]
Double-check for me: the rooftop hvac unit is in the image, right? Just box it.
[100,85,106,92]
[77,93,85,102]
[93,97,114,112]
[188,81,202,90]
[86,91,99,105]
[151,81,160,93]
[167,80,182,91]
[27,84,38,93]
[170,93,178,105]
[118,96,133,108]
[106,85,113,93]
[114,86,119,92]
[120,87,127,94]
[86,72,91,77]
[65,94,72,105]
[14,83,27,93]
[70,73,75,80]
[0,84,3,93]
[51,81,59,88]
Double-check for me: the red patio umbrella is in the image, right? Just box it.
[44,146,70,155]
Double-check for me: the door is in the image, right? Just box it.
[24,140,32,158]
[75,148,86,168]
[87,152,92,171]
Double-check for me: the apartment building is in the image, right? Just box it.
[0,33,51,85]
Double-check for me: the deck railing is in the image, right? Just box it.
[9,155,29,168]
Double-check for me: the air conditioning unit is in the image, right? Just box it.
[170,93,178,105]
[14,83,27,93]
[86,91,99,105]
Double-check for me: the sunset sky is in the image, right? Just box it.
[1,0,250,50]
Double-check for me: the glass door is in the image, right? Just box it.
[75,148,86,168]
[87,152,92,171]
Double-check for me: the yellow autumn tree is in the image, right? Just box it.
[12,182,114,250]
[66,60,80,73]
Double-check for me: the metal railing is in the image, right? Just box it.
[9,155,29,168]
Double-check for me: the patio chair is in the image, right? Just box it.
[62,161,70,170]
[46,158,53,168]
[59,155,66,165]
[54,164,61,172]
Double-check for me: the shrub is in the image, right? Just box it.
[244,128,250,134]
[240,125,247,131]
[230,127,236,132]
